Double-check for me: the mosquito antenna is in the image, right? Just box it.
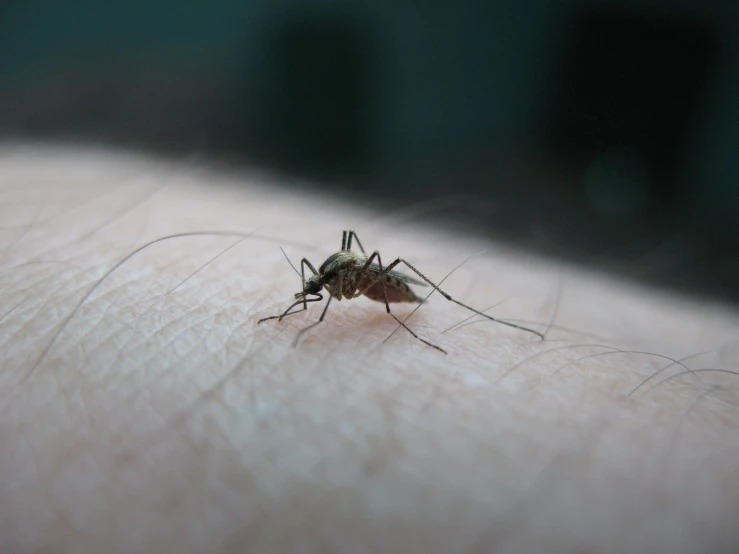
[280,246,302,278]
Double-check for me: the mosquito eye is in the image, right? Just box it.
[305,281,322,294]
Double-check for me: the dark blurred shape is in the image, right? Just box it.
[0,2,737,304]
[250,16,372,177]
[540,7,718,216]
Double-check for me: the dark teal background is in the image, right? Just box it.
[2,1,738,300]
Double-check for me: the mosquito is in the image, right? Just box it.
[257,230,544,353]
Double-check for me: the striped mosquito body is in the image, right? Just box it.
[257,230,544,353]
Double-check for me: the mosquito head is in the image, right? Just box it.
[298,276,323,297]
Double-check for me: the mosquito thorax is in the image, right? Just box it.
[318,250,365,280]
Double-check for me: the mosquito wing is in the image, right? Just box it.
[367,263,428,287]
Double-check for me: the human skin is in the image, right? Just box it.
[1,144,738,553]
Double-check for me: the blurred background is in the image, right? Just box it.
[1,1,737,303]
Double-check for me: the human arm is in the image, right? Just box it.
[1,144,738,553]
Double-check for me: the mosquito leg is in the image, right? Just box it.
[359,250,380,278]
[299,258,318,310]
[362,251,447,354]
[257,294,323,324]
[382,258,545,341]
[385,311,447,353]
[298,259,307,310]
[256,308,303,325]
[293,292,335,346]
[346,230,366,254]
[341,230,348,251]
[300,258,318,276]
[294,271,341,346]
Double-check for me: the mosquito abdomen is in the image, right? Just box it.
[360,276,420,303]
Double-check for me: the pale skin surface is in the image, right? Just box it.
[1,143,738,553]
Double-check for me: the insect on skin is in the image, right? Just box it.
[257,230,545,353]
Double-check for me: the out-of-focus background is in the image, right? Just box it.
[2,1,737,303]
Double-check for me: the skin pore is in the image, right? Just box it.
[1,143,738,553]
